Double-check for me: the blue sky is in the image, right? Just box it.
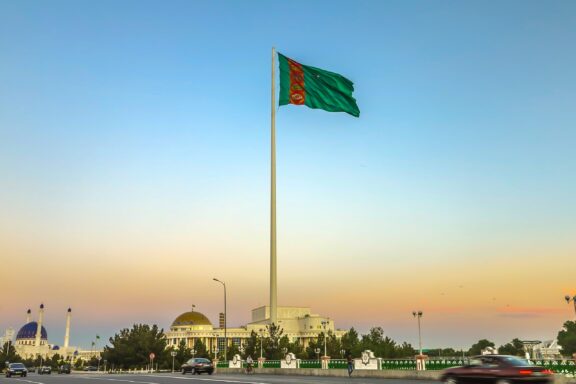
[1,0,575,349]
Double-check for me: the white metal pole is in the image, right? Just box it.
[418,315,422,355]
[270,47,277,326]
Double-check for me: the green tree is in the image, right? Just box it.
[557,321,576,357]
[359,327,402,358]
[0,342,21,364]
[176,340,192,362]
[263,323,284,359]
[468,339,495,356]
[395,342,416,358]
[326,331,343,358]
[286,337,305,358]
[242,331,259,359]
[341,327,360,356]
[192,339,208,358]
[498,338,524,356]
[305,337,322,360]
[102,324,167,369]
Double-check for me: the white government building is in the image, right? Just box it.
[166,305,346,353]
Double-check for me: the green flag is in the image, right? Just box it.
[278,53,360,117]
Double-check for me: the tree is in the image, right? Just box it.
[102,324,167,369]
[263,323,284,359]
[0,342,21,364]
[341,327,360,356]
[176,340,191,362]
[498,338,524,356]
[557,321,576,357]
[192,339,208,358]
[242,331,259,359]
[468,339,495,356]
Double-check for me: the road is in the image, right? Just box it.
[0,373,438,384]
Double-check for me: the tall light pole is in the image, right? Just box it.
[259,328,264,359]
[565,295,576,317]
[412,311,423,355]
[321,320,329,357]
[213,278,227,362]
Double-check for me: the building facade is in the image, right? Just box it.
[166,305,345,354]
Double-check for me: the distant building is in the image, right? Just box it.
[5,304,101,362]
[166,305,345,353]
[532,340,562,360]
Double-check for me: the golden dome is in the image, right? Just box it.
[171,311,212,327]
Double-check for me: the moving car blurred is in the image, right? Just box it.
[440,355,553,384]
[38,366,52,374]
[58,364,71,374]
[181,358,214,375]
[5,363,28,377]
[83,366,98,371]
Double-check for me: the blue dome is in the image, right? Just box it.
[16,322,47,340]
[52,345,60,350]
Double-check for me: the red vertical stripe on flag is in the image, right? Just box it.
[288,59,305,105]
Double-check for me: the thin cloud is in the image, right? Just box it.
[496,306,565,318]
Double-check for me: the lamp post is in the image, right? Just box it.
[412,311,423,355]
[259,329,264,359]
[191,349,196,358]
[321,320,329,357]
[213,278,227,362]
[565,295,576,317]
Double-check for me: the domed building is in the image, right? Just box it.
[9,304,99,361]
[15,322,48,347]
[171,310,214,331]
[165,305,345,356]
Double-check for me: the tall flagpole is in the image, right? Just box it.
[270,47,277,326]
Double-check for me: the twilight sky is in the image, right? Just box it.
[1,0,575,351]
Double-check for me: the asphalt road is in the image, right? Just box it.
[0,373,438,384]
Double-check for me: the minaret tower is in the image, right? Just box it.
[35,303,44,348]
[64,307,71,350]
[26,309,31,323]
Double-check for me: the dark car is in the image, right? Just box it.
[5,363,28,377]
[83,366,98,371]
[58,364,71,374]
[440,355,553,384]
[181,358,214,375]
[38,366,52,375]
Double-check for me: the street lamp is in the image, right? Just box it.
[565,295,576,317]
[321,320,329,357]
[412,311,423,355]
[259,328,264,359]
[213,278,227,362]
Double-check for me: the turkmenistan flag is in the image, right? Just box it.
[278,53,360,117]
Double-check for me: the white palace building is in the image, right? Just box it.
[166,305,346,353]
